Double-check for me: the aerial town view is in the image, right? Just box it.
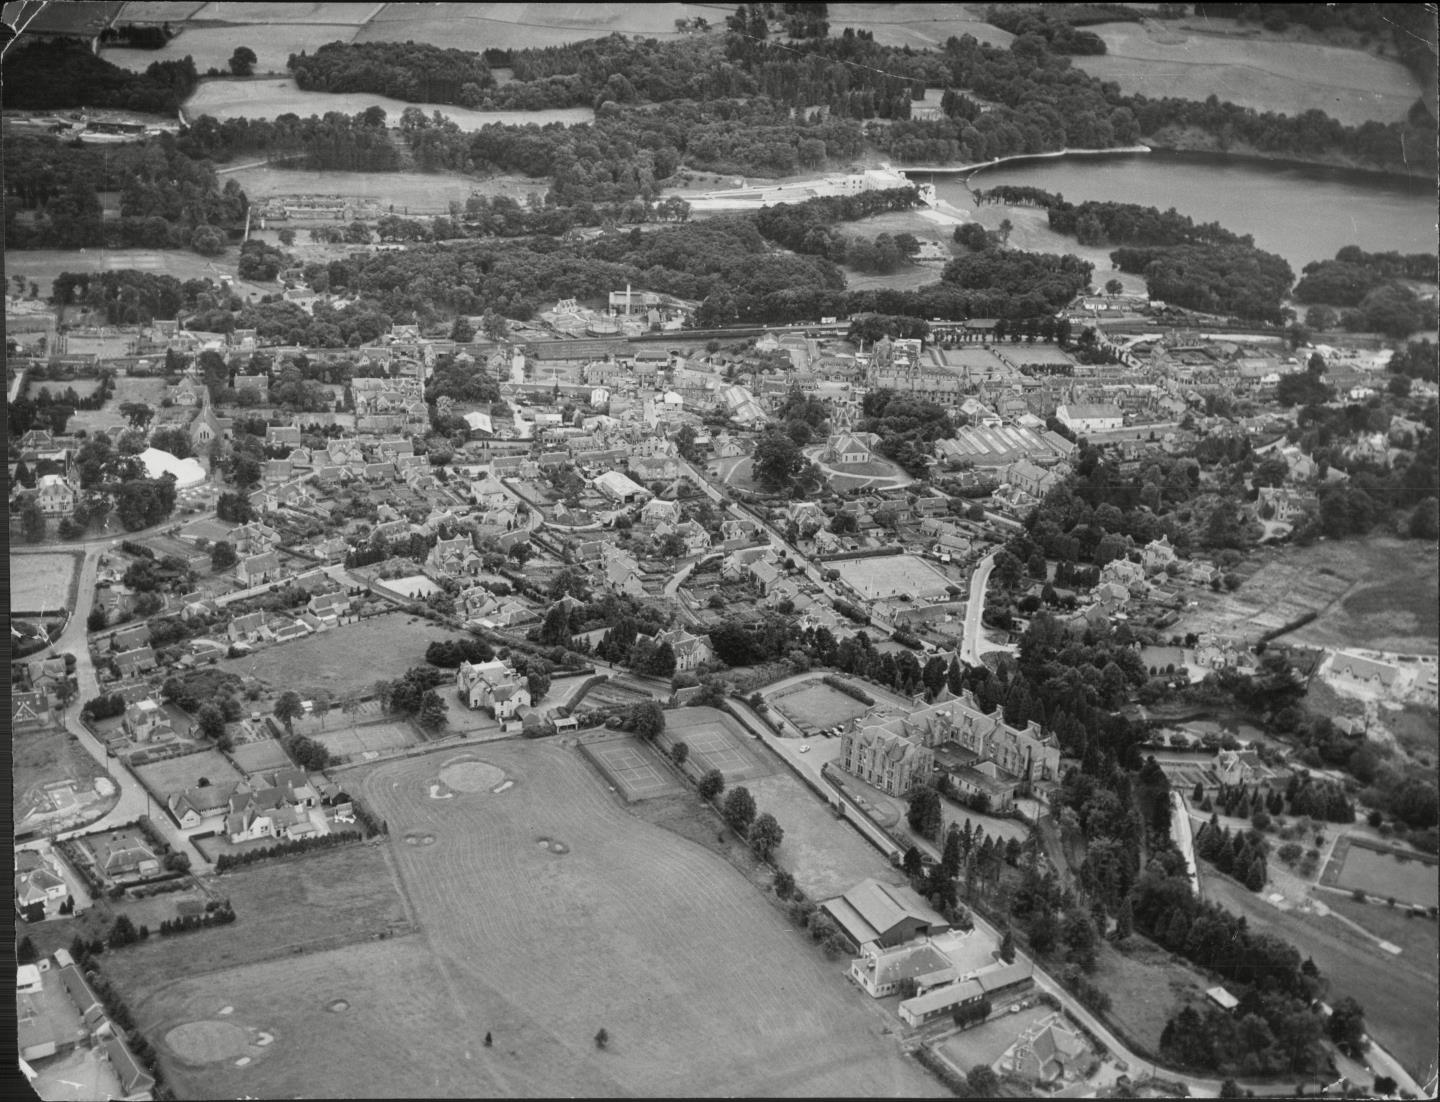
[6,2,1438,1099]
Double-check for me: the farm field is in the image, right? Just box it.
[223,165,539,211]
[302,742,943,1098]
[105,25,361,74]
[1175,539,1440,655]
[1074,20,1423,127]
[103,842,411,1006]
[355,1,710,51]
[4,250,273,302]
[216,614,453,698]
[10,550,82,612]
[186,78,595,129]
[828,3,1013,50]
[768,679,873,734]
[1201,869,1439,1081]
[744,769,900,901]
[193,1,382,23]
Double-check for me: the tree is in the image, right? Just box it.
[273,690,304,736]
[750,812,784,861]
[594,1027,609,1049]
[698,768,724,801]
[108,914,139,948]
[773,869,795,899]
[1327,996,1367,1054]
[1105,278,1124,296]
[196,703,226,741]
[21,500,46,542]
[967,1067,999,1095]
[1219,1080,1243,1099]
[626,700,665,740]
[210,540,237,571]
[723,786,758,833]
[18,936,37,963]
[228,46,257,76]
[418,690,448,730]
[1000,928,1016,963]
[669,741,689,767]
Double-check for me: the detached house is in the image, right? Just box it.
[654,627,713,672]
[228,610,270,644]
[168,781,241,829]
[456,659,531,719]
[306,591,350,625]
[112,646,157,679]
[236,550,281,586]
[123,698,172,742]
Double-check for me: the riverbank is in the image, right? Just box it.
[902,144,1153,179]
[1144,126,1436,183]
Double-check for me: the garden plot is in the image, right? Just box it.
[135,749,246,800]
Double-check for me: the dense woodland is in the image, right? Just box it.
[289,41,494,107]
[2,39,197,113]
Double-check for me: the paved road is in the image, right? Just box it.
[959,549,997,667]
[41,542,209,869]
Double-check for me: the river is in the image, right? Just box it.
[920,150,1437,275]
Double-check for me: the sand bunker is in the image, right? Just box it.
[438,760,505,792]
[325,999,350,1013]
[403,832,437,847]
[535,836,570,855]
[167,1020,251,1064]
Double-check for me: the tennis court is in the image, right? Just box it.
[663,708,772,784]
[229,739,294,776]
[582,737,682,802]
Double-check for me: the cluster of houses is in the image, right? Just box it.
[166,767,346,844]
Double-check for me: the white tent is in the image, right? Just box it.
[140,447,205,489]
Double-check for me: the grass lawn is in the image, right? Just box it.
[744,769,901,901]
[102,843,411,1005]
[222,165,539,210]
[768,680,873,733]
[135,749,246,802]
[1322,893,1439,970]
[1333,843,1439,909]
[936,1003,1054,1072]
[1090,935,1208,1058]
[1202,869,1439,1082]
[217,614,453,698]
[10,551,82,612]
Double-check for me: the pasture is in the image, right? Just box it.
[743,769,899,901]
[135,749,247,801]
[1202,869,1438,1081]
[105,26,359,74]
[1177,539,1440,655]
[185,78,595,129]
[1075,20,1423,127]
[581,735,683,801]
[768,679,872,734]
[830,552,953,602]
[216,614,451,698]
[659,706,772,784]
[828,3,1013,50]
[10,551,81,612]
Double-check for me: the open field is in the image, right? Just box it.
[1175,539,1440,655]
[828,3,1013,50]
[10,551,81,612]
[135,749,247,802]
[744,769,900,901]
[193,1,382,23]
[831,552,954,602]
[1329,839,1439,909]
[217,614,452,697]
[223,164,539,210]
[105,26,361,74]
[1323,893,1440,969]
[186,78,595,128]
[659,706,772,784]
[4,249,273,301]
[104,842,410,1001]
[844,262,948,293]
[239,741,949,1098]
[1089,935,1208,1057]
[1201,869,1439,1081]
[355,1,712,51]
[936,1002,1054,1071]
[1074,20,1423,127]
[768,680,873,734]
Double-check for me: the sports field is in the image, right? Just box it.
[227,738,292,776]
[312,720,419,760]
[1324,837,1439,909]
[186,78,594,129]
[581,735,683,802]
[768,680,871,735]
[830,552,953,602]
[659,706,772,784]
[1075,20,1423,127]
[219,165,538,210]
[10,551,81,612]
